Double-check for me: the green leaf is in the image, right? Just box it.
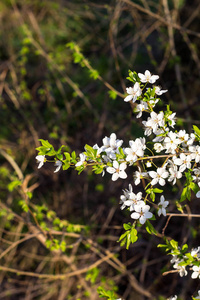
[181,244,188,252]
[145,220,157,235]
[84,144,97,160]
[7,180,21,192]
[152,188,163,193]
[108,90,118,100]
[126,70,140,83]
[189,182,199,194]
[123,223,131,230]
[180,186,191,202]
[38,139,53,149]
[64,152,71,161]
[130,227,138,243]
[170,239,178,249]
[89,69,99,80]
[193,125,200,139]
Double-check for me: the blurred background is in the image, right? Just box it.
[0,0,200,299]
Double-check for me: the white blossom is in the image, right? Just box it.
[191,247,200,259]
[173,153,192,173]
[168,165,182,185]
[120,184,133,210]
[154,143,164,153]
[154,86,168,95]
[107,161,127,181]
[93,144,103,155]
[149,167,169,186]
[168,112,176,128]
[125,138,146,164]
[145,111,165,133]
[36,155,46,169]
[157,195,169,216]
[101,133,123,159]
[135,101,148,118]
[124,82,142,103]
[54,160,62,173]
[146,161,152,168]
[123,192,143,211]
[76,153,86,167]
[189,145,200,163]
[191,265,200,279]
[173,260,187,277]
[134,167,148,185]
[177,130,189,145]
[131,202,153,224]
[163,131,181,154]
[138,70,159,84]
[142,120,153,136]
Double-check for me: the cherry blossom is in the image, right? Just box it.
[145,111,165,133]
[107,161,127,181]
[157,195,169,216]
[168,165,182,185]
[125,138,146,164]
[167,112,176,128]
[131,202,153,224]
[154,86,168,95]
[123,191,143,211]
[134,167,148,185]
[191,247,200,258]
[36,155,46,169]
[191,266,200,279]
[138,70,159,84]
[75,153,86,167]
[135,101,148,118]
[54,160,62,173]
[173,153,192,172]
[173,260,187,277]
[149,167,169,186]
[101,133,123,159]
[163,131,181,154]
[189,145,200,163]
[124,82,142,103]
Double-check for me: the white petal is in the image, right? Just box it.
[119,162,127,171]
[119,171,127,179]
[130,212,140,220]
[192,272,198,279]
[139,216,146,224]
[159,178,166,186]
[124,95,133,102]
[112,173,119,181]
[106,167,115,174]
[149,75,159,83]
[149,171,157,178]
[113,160,119,169]
[151,178,158,185]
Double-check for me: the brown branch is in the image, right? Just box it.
[121,0,200,38]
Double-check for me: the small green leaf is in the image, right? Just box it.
[193,125,200,139]
[108,90,118,100]
[7,180,21,192]
[145,220,157,235]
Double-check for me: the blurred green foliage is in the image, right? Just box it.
[0,0,200,299]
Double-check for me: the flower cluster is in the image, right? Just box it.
[36,70,200,228]
[170,246,200,279]
[35,69,200,299]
